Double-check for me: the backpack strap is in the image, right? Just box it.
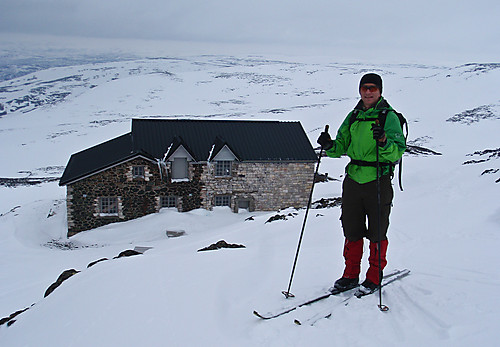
[348,109,359,127]
[348,108,404,190]
[381,109,406,191]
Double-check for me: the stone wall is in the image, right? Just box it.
[201,161,314,212]
[66,157,314,236]
[66,157,202,236]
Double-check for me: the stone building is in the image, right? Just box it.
[59,119,317,236]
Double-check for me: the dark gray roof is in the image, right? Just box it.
[60,119,316,186]
[59,133,147,186]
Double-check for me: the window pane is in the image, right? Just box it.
[161,196,177,208]
[215,195,231,207]
[133,166,144,178]
[215,161,232,176]
[172,158,188,179]
[100,197,118,214]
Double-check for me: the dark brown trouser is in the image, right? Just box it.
[341,175,393,243]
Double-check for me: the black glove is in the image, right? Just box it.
[371,123,387,147]
[317,131,333,150]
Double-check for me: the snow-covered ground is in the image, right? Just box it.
[0,39,499,346]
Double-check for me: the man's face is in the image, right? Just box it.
[360,83,381,109]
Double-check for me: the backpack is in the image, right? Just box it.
[348,108,408,191]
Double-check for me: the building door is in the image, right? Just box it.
[237,199,250,212]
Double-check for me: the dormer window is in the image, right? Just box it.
[215,160,232,177]
[172,158,188,180]
[210,142,237,178]
[166,143,194,182]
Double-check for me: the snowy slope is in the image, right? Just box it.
[0,48,499,346]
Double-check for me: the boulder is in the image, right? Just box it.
[44,269,80,297]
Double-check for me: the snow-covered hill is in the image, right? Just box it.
[0,47,499,346]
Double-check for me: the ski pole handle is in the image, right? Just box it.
[320,125,330,152]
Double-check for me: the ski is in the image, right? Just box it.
[253,269,408,320]
[354,269,410,298]
[294,269,410,326]
[253,290,334,320]
[293,296,352,326]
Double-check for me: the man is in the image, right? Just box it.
[317,73,406,294]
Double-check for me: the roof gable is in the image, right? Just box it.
[164,136,196,162]
[212,145,238,161]
[209,135,239,161]
[168,145,195,162]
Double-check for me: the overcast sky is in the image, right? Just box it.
[1,0,499,60]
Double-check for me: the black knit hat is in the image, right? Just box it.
[359,73,382,93]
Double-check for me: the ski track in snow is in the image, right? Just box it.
[392,285,451,341]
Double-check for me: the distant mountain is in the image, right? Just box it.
[0,54,138,82]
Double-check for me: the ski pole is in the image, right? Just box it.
[375,120,389,312]
[282,125,329,298]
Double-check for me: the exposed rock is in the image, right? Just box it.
[0,306,32,327]
[0,206,21,217]
[446,104,500,125]
[44,269,80,297]
[482,169,499,176]
[87,258,109,268]
[463,148,500,183]
[315,172,338,183]
[198,240,246,252]
[405,145,442,156]
[4,246,149,328]
[44,239,80,250]
[0,176,60,187]
[311,197,342,209]
[265,212,297,223]
[113,249,142,259]
[456,63,500,75]
[463,148,500,165]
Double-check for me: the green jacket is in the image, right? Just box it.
[325,97,406,184]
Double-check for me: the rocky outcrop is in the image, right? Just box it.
[44,269,80,298]
[198,240,246,252]
[2,248,148,327]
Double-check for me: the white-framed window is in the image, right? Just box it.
[215,161,232,177]
[214,195,231,207]
[161,196,177,208]
[99,197,118,216]
[132,166,145,178]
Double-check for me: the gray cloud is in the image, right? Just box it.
[1,0,499,56]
